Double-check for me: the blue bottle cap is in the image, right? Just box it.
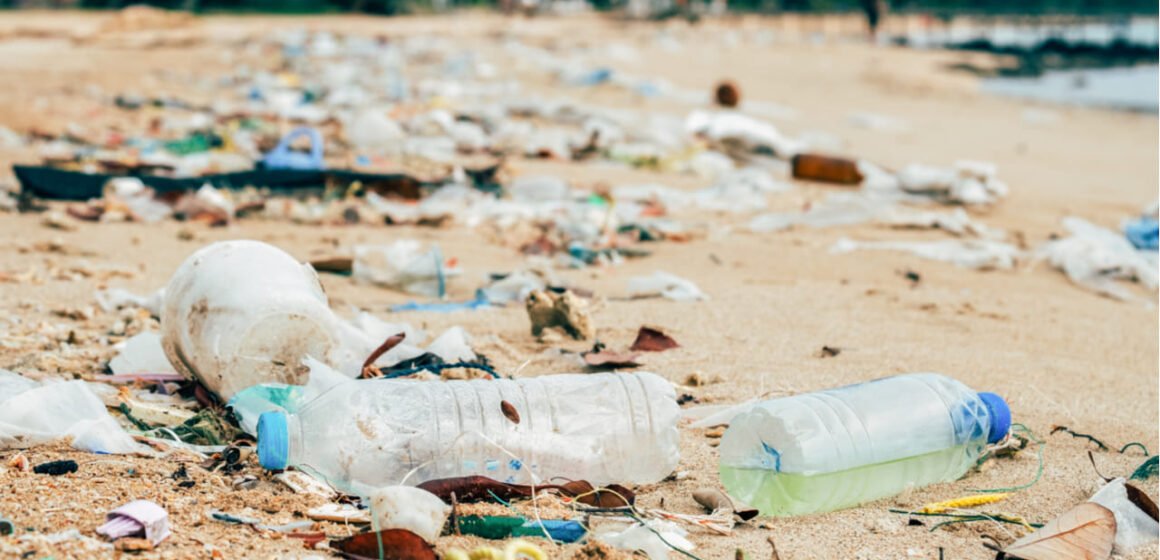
[257,411,289,470]
[978,392,1011,444]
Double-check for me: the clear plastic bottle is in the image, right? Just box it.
[257,372,680,496]
[718,373,1010,516]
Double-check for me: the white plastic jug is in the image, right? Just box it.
[161,240,366,400]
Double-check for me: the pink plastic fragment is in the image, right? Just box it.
[96,500,170,545]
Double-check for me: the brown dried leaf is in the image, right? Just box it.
[330,529,436,560]
[311,256,354,274]
[1002,502,1115,560]
[630,326,680,352]
[556,480,635,508]
[1125,482,1159,522]
[417,476,535,504]
[692,488,759,522]
[500,400,520,424]
[692,488,732,513]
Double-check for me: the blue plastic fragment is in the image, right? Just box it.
[513,519,587,543]
[390,292,490,313]
[1124,217,1159,251]
[262,127,325,171]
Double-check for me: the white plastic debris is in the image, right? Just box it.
[424,326,475,363]
[105,177,172,223]
[96,500,171,545]
[596,519,695,560]
[896,160,1009,206]
[694,167,792,213]
[685,109,803,158]
[682,399,761,429]
[831,238,1021,270]
[173,184,235,224]
[0,370,145,454]
[1089,478,1159,553]
[369,486,451,543]
[343,109,408,154]
[109,332,177,375]
[628,271,708,301]
[479,270,550,305]
[1035,217,1158,301]
[162,240,369,400]
[352,241,460,297]
[95,287,164,316]
[750,194,1001,238]
[508,175,571,202]
[847,111,908,132]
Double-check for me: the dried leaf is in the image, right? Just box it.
[330,529,436,560]
[582,349,641,369]
[692,488,732,512]
[1124,482,1159,522]
[500,400,520,424]
[361,333,406,379]
[630,327,680,352]
[417,476,535,504]
[311,257,354,274]
[1002,502,1115,560]
[692,488,758,521]
[559,480,635,508]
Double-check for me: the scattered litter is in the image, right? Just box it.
[369,486,451,543]
[1001,502,1114,560]
[583,346,643,369]
[628,271,708,301]
[352,241,459,298]
[692,487,759,522]
[108,332,177,375]
[1089,478,1159,553]
[895,160,1009,206]
[0,369,145,454]
[444,540,546,560]
[96,500,171,546]
[33,459,79,475]
[330,529,436,560]
[275,471,338,499]
[630,326,680,352]
[1036,217,1158,301]
[831,237,1021,270]
[307,503,371,524]
[596,518,695,560]
[791,153,864,185]
[526,289,594,340]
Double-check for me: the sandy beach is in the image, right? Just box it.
[0,10,1156,560]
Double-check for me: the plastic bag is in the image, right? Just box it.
[0,370,145,454]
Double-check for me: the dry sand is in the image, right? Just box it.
[0,10,1156,560]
